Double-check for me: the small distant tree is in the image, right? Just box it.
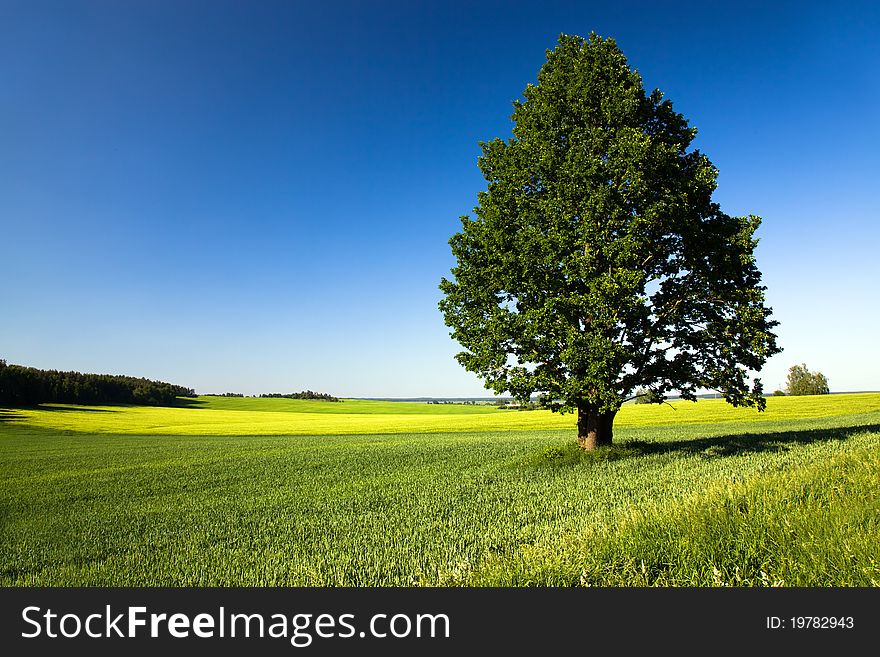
[772,389,786,396]
[633,387,658,404]
[785,364,830,396]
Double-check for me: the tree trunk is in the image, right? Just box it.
[577,405,617,450]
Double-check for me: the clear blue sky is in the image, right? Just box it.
[2,0,878,397]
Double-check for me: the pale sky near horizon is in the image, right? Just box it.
[2,1,878,397]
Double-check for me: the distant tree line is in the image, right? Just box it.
[259,391,340,402]
[0,359,196,407]
[203,392,245,397]
[498,396,545,410]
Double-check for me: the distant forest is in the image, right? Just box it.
[0,360,196,407]
[259,391,340,402]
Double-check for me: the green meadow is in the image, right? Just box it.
[1,394,879,586]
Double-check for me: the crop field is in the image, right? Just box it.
[1,393,879,586]
[2,392,879,435]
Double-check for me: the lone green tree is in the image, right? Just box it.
[439,34,781,450]
[785,364,829,396]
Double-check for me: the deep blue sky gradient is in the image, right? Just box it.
[2,0,878,396]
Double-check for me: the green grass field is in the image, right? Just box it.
[2,393,879,586]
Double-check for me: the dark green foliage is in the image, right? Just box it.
[0,359,195,407]
[772,390,786,396]
[259,391,340,402]
[439,34,780,440]
[786,364,830,396]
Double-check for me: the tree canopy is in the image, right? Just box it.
[439,34,781,449]
[785,364,830,396]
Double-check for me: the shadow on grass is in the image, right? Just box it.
[169,397,208,409]
[527,422,880,469]
[0,405,119,417]
[0,409,23,422]
[0,397,206,415]
[624,422,880,458]
[28,405,118,413]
